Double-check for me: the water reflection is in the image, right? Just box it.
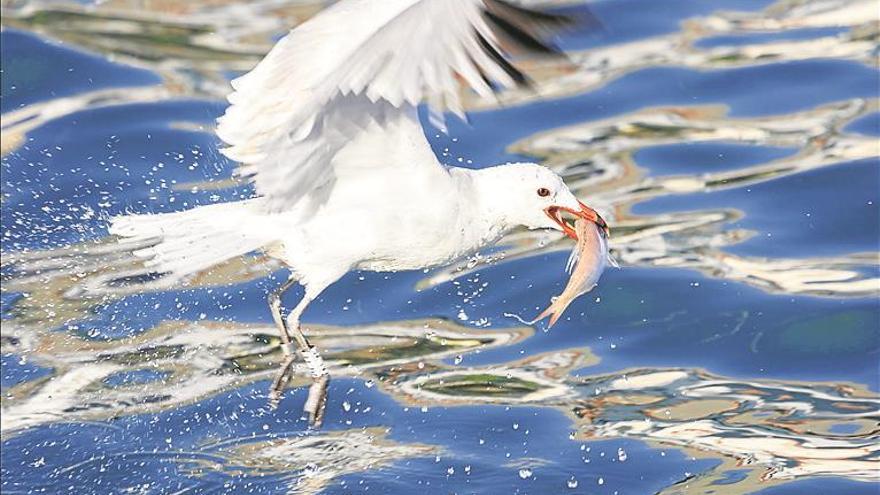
[191,428,438,493]
[3,297,877,487]
[2,0,878,492]
[0,314,530,432]
[424,99,879,298]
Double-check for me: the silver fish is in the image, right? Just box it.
[532,218,617,327]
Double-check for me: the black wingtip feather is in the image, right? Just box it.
[484,9,563,56]
[475,31,531,88]
[483,0,602,39]
[476,0,601,90]
[483,0,578,29]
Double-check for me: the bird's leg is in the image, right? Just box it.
[268,277,298,358]
[268,358,296,410]
[285,294,329,427]
[265,278,330,426]
[267,278,298,408]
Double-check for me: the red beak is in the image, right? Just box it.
[545,201,609,240]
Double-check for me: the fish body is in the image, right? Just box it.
[533,218,616,327]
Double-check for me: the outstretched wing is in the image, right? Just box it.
[216,0,575,212]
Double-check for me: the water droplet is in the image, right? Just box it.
[598,477,604,485]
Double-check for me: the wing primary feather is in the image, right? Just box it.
[216,0,592,213]
[483,10,563,56]
[475,31,529,87]
[482,0,581,32]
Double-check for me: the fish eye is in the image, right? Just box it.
[537,187,551,197]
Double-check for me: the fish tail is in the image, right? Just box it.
[547,308,562,328]
[525,308,549,326]
[530,302,561,328]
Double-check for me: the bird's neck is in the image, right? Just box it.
[451,167,515,246]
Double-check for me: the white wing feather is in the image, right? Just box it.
[217,0,572,212]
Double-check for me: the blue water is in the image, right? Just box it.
[2,1,879,494]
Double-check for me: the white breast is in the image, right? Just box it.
[271,165,507,276]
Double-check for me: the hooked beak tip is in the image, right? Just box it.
[577,200,610,238]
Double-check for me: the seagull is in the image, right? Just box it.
[110,0,608,425]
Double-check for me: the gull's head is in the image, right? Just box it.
[474,163,608,239]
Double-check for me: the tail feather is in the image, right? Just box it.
[110,201,273,279]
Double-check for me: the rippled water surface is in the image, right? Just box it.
[2,0,879,493]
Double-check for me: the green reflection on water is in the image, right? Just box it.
[421,373,541,397]
[775,310,877,354]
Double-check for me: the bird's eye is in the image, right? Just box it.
[537,187,551,197]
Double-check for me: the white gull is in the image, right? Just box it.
[110,0,607,425]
